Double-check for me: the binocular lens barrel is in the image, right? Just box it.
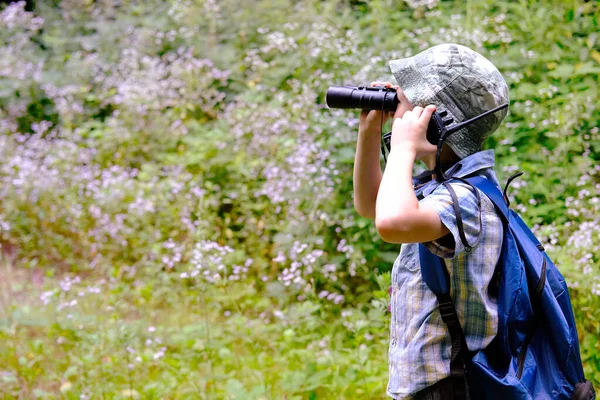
[326,86,399,112]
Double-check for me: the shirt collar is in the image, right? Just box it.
[413,149,496,198]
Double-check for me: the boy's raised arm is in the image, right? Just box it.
[375,103,450,244]
[353,108,385,219]
[375,145,449,244]
[353,81,399,219]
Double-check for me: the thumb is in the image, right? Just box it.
[420,105,436,123]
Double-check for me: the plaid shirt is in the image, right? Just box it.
[387,150,504,400]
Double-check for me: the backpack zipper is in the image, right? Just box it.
[535,256,547,295]
[516,331,534,378]
[516,256,547,379]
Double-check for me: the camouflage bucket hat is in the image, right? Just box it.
[389,43,509,159]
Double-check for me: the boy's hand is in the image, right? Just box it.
[390,94,438,159]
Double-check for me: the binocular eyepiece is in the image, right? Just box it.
[326,85,399,112]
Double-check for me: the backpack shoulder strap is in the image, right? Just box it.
[441,180,483,252]
[420,175,506,296]
[418,175,507,400]
[462,176,509,223]
[419,244,471,399]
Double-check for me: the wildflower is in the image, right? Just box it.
[153,347,167,360]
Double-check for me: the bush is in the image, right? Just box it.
[0,0,598,397]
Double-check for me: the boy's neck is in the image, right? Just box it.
[420,144,461,171]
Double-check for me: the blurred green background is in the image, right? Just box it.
[0,0,598,398]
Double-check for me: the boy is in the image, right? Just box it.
[353,43,509,399]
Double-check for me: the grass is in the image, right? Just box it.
[0,258,390,399]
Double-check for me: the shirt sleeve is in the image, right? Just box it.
[419,182,482,259]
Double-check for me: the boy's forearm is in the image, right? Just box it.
[375,148,419,227]
[353,128,383,219]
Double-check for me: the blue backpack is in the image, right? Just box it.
[419,174,596,399]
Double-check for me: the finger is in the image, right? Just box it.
[362,109,381,122]
[412,106,424,117]
[370,81,392,88]
[395,109,412,124]
[392,115,403,131]
[420,105,436,123]
[394,103,407,120]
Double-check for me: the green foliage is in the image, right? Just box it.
[0,0,599,397]
[1,266,390,398]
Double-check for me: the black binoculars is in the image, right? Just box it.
[325,85,508,148]
[326,85,455,145]
[326,85,399,112]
